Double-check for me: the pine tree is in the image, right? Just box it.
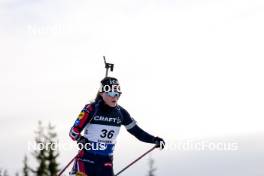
[23,155,30,176]
[46,123,59,176]
[3,170,8,176]
[30,121,60,176]
[0,169,9,176]
[146,156,157,176]
[33,121,48,176]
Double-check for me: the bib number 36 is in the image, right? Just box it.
[100,129,115,139]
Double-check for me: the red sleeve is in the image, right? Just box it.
[69,104,93,141]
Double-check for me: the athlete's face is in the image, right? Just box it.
[100,92,120,107]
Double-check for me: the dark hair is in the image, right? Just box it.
[94,77,119,102]
[94,91,103,102]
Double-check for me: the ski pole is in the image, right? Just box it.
[57,152,79,176]
[115,146,157,176]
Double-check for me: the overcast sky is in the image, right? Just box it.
[0,0,264,175]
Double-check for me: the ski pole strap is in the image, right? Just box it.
[115,146,156,176]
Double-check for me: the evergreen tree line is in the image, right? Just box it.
[2,121,157,176]
[0,169,9,176]
[23,121,60,176]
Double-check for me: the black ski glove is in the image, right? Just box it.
[154,137,165,149]
[77,136,91,150]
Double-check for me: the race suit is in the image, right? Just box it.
[69,100,156,176]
